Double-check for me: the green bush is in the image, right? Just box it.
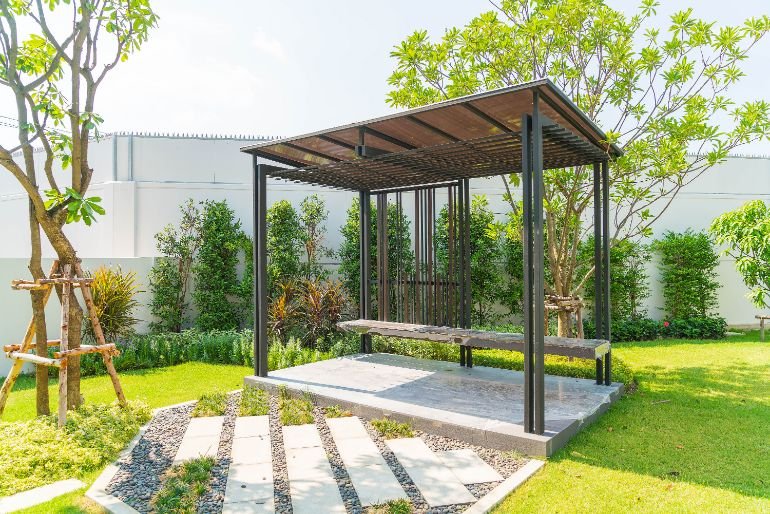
[267,200,303,293]
[0,401,150,496]
[371,418,414,439]
[584,317,662,342]
[191,391,228,417]
[278,387,314,426]
[663,317,727,339]
[239,386,269,416]
[654,230,721,319]
[194,200,247,331]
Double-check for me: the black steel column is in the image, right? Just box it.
[532,92,545,435]
[593,162,603,385]
[601,160,612,385]
[521,113,534,433]
[360,191,372,353]
[462,178,473,367]
[457,180,467,366]
[254,159,268,377]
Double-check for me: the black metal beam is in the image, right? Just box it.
[356,145,392,159]
[282,142,342,162]
[462,103,513,132]
[521,113,534,433]
[406,115,461,142]
[362,126,416,150]
[318,134,356,150]
[254,159,268,377]
[532,91,546,435]
[360,191,372,353]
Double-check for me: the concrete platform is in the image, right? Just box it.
[244,353,623,457]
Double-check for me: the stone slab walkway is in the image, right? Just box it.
[173,416,225,465]
[283,424,346,514]
[223,416,274,514]
[436,449,503,484]
[0,479,85,513]
[327,416,408,506]
[386,437,477,507]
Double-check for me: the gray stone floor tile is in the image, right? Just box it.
[233,415,270,439]
[282,424,323,449]
[436,449,503,484]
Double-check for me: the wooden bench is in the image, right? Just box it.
[756,315,770,341]
[338,319,612,385]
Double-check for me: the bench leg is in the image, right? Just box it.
[467,347,473,368]
[761,319,765,342]
[604,350,611,386]
[596,357,603,385]
[460,346,466,367]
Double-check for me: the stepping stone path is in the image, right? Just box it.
[386,437,478,507]
[173,416,225,465]
[168,411,510,513]
[327,416,408,506]
[283,424,346,513]
[222,416,274,513]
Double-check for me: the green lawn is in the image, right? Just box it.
[3,362,251,423]
[495,332,770,513]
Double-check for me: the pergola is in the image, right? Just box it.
[241,78,621,435]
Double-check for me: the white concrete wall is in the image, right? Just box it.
[1,133,767,376]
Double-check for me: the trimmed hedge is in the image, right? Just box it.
[584,316,727,342]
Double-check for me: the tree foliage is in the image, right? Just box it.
[193,200,246,331]
[149,199,202,333]
[387,0,770,334]
[299,194,332,280]
[654,229,720,319]
[266,200,303,293]
[435,195,504,326]
[710,200,770,309]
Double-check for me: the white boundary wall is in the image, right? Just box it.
[1,134,768,375]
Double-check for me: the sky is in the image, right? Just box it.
[2,0,770,153]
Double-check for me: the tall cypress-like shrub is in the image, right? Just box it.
[266,200,303,294]
[193,200,244,331]
[654,229,720,319]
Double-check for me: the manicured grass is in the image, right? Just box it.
[371,418,414,439]
[495,331,770,513]
[3,362,251,423]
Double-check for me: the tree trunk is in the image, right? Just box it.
[31,290,50,415]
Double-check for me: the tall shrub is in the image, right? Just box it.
[193,200,245,331]
[84,266,140,343]
[299,194,332,280]
[149,200,202,332]
[654,230,720,319]
[338,198,412,312]
[266,200,303,294]
[580,237,651,320]
[435,195,503,326]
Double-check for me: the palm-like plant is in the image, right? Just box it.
[84,266,140,343]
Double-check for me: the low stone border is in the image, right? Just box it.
[0,478,86,513]
[464,460,545,514]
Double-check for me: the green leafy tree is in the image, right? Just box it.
[0,0,157,413]
[338,198,413,315]
[654,230,720,319]
[193,200,244,331]
[299,194,332,280]
[387,0,770,335]
[149,199,202,332]
[710,200,770,309]
[435,195,504,326]
[266,200,303,293]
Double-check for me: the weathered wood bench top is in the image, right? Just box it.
[338,319,610,360]
[755,315,770,320]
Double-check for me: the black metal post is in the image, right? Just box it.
[254,159,268,377]
[360,191,372,353]
[593,162,603,385]
[601,159,612,385]
[521,113,534,433]
[457,180,467,367]
[532,91,545,435]
[462,178,473,367]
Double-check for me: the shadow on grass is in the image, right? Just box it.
[547,350,770,500]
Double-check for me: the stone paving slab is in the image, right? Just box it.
[283,423,345,513]
[436,448,503,484]
[224,462,274,503]
[173,416,225,464]
[282,424,323,449]
[0,479,85,513]
[221,498,275,514]
[327,417,407,506]
[231,416,271,466]
[387,437,477,507]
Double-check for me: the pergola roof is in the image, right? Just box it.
[241,79,622,192]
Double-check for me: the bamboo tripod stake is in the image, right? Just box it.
[0,260,126,427]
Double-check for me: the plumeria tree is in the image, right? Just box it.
[0,0,157,413]
[711,200,770,309]
[387,0,770,335]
